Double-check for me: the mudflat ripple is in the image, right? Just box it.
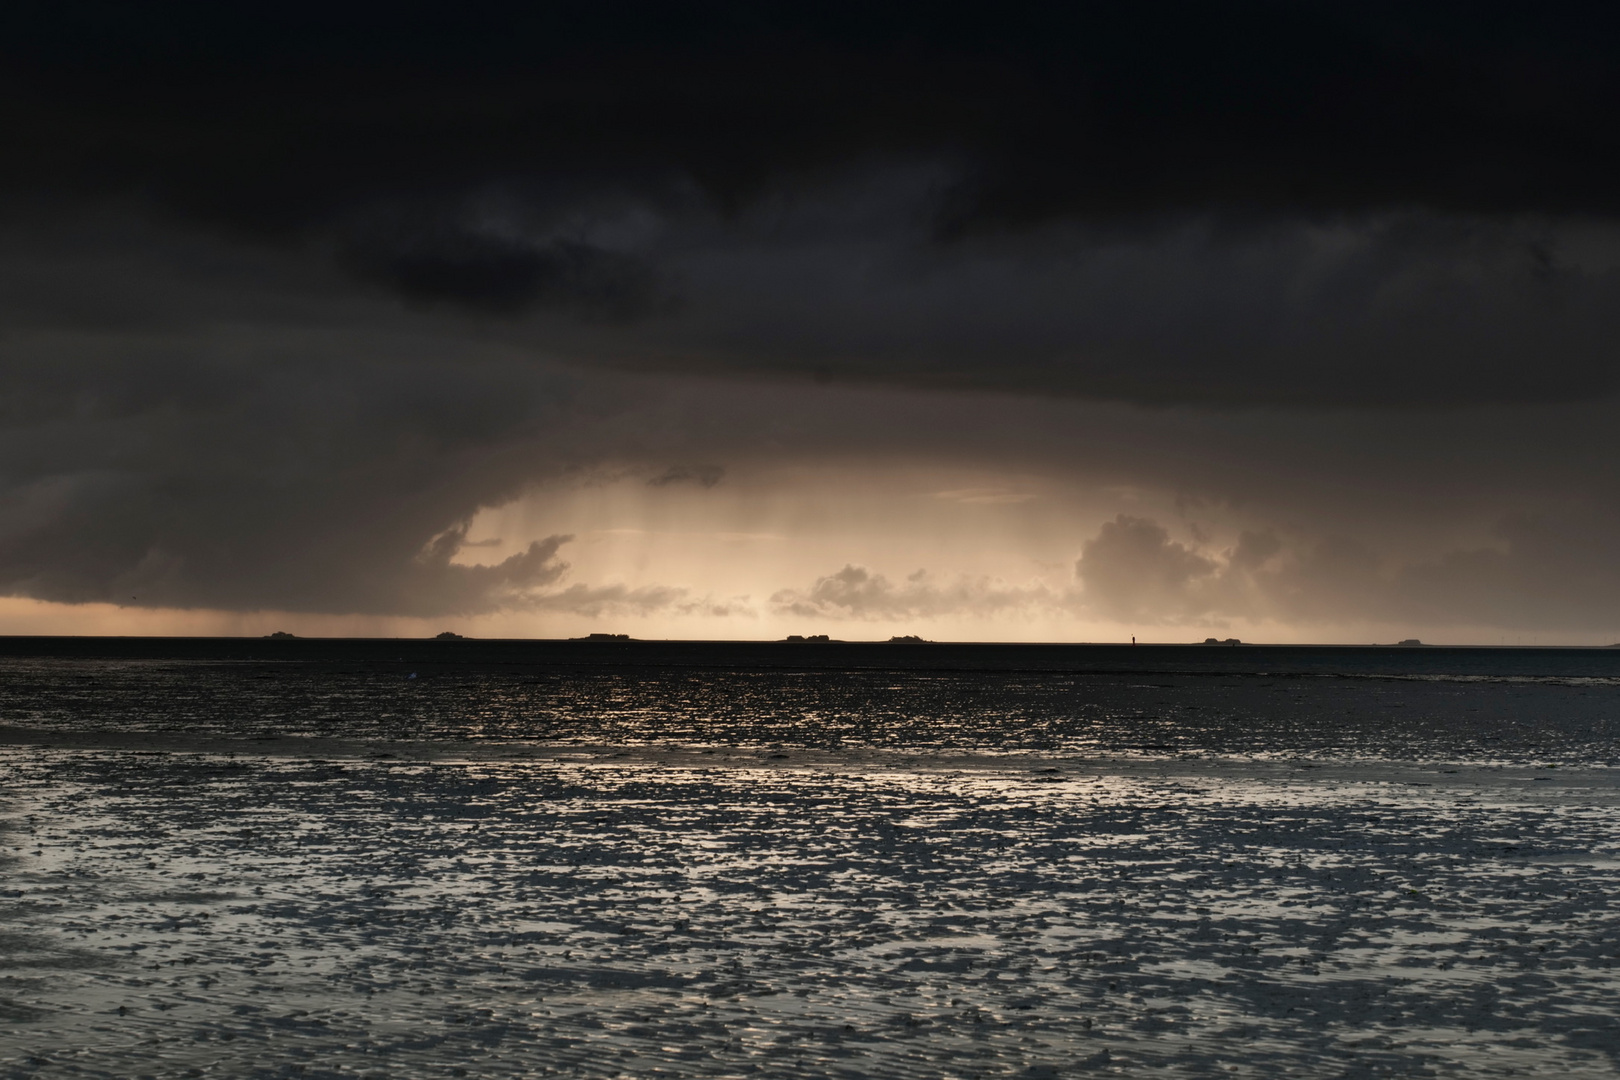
[2,747,1619,1078]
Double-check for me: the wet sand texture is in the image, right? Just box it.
[3,748,1619,1078]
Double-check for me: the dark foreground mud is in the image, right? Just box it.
[2,742,1618,1079]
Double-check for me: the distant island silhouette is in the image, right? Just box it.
[264,631,296,639]
[434,631,465,640]
[781,634,933,643]
[575,633,631,641]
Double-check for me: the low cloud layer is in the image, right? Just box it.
[772,565,1052,622]
[529,582,750,620]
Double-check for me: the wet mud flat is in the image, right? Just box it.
[2,741,1619,1079]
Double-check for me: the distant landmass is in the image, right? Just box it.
[783,634,831,643]
[264,631,296,639]
[434,631,465,640]
[887,635,930,644]
[575,633,631,641]
[1203,637,1242,645]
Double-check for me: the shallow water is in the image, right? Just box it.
[1,641,1618,764]
[2,642,1619,1077]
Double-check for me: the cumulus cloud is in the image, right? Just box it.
[525,581,753,618]
[526,582,687,618]
[771,565,1053,621]
[1075,516,1221,622]
[1071,511,1620,634]
[758,503,1620,635]
[1072,514,1438,627]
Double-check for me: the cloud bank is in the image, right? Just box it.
[1,3,1618,634]
[772,566,1053,622]
[760,506,1620,637]
[1072,512,1620,633]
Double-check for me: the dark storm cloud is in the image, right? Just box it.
[631,207,1620,407]
[5,210,1620,625]
[10,2,1620,226]
[3,2,1620,408]
[339,205,666,318]
[0,218,680,616]
[0,344,577,616]
[4,2,1620,628]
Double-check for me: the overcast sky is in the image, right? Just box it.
[3,1,1619,642]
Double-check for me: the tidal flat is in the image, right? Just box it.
[1,642,1618,1077]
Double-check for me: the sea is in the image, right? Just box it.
[2,638,1618,1078]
